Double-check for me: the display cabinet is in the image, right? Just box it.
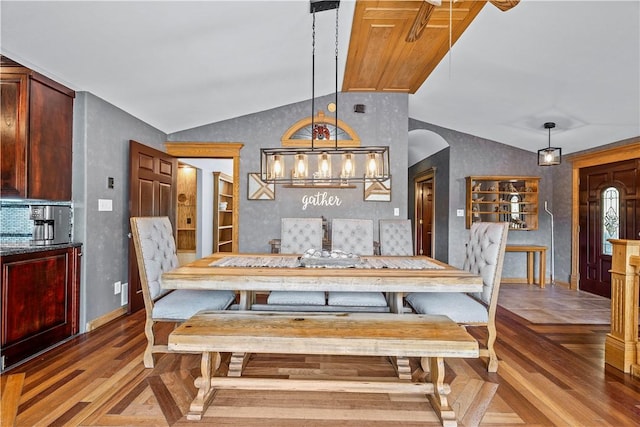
[213,172,234,252]
[466,176,540,230]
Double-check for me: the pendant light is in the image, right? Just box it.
[538,122,561,166]
[260,1,390,185]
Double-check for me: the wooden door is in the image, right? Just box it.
[414,174,434,256]
[579,158,640,298]
[128,141,177,313]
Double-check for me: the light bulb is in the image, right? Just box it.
[320,154,329,173]
[544,152,553,163]
[367,154,378,176]
[342,153,354,178]
[344,158,353,173]
[272,155,282,178]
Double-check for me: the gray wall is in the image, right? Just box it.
[70,87,636,330]
[169,92,409,253]
[408,119,557,282]
[73,92,167,330]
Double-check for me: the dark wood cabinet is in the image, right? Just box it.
[1,246,81,370]
[0,71,29,197]
[0,59,75,200]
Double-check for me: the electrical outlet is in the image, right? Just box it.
[121,283,128,306]
[456,209,464,217]
[114,281,121,295]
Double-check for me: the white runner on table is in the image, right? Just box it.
[209,256,443,270]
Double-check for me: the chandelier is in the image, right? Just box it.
[260,0,390,185]
[538,122,561,166]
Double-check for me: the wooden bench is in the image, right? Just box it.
[168,311,479,426]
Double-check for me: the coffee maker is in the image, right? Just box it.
[30,205,72,246]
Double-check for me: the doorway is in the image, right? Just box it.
[177,158,234,263]
[570,141,640,292]
[578,158,640,298]
[128,142,243,313]
[414,169,435,257]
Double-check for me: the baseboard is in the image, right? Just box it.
[501,278,528,284]
[86,306,127,332]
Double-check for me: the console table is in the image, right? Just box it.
[505,245,547,288]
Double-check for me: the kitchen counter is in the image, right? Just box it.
[0,242,82,256]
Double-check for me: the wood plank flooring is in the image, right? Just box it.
[3,285,640,426]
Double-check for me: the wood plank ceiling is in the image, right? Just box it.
[343,0,519,93]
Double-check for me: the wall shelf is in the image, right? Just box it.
[466,176,540,230]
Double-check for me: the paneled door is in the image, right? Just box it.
[579,158,640,298]
[128,141,177,313]
[414,171,434,257]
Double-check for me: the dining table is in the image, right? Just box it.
[161,253,483,314]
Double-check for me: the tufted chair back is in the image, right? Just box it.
[379,219,414,256]
[131,217,179,302]
[331,219,374,255]
[280,218,323,254]
[464,222,509,306]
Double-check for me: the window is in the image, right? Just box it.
[602,186,619,255]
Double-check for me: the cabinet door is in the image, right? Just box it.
[28,75,75,200]
[1,247,80,369]
[0,71,29,197]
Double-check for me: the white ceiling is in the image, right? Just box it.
[1,1,638,156]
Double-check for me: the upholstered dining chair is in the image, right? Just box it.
[379,219,414,256]
[327,218,388,311]
[130,216,236,368]
[405,222,509,372]
[266,218,326,308]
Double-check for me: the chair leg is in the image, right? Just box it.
[143,318,156,368]
[486,323,498,372]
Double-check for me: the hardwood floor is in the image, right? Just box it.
[3,285,640,426]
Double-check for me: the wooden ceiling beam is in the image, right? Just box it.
[343,0,519,94]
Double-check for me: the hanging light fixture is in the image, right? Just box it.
[260,0,390,185]
[538,122,561,166]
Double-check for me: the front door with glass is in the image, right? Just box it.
[579,158,640,298]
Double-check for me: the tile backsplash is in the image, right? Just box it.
[0,200,73,244]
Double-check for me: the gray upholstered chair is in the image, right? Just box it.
[327,218,388,311]
[266,218,326,307]
[379,219,414,256]
[130,216,236,368]
[405,222,509,372]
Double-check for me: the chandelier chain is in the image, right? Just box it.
[335,7,339,147]
[311,11,316,149]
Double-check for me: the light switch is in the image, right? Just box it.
[393,208,400,216]
[98,199,113,211]
[456,209,464,217]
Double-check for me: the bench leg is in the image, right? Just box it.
[421,357,457,427]
[188,351,221,421]
[228,352,251,377]
[391,356,412,380]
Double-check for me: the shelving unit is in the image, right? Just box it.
[177,164,197,251]
[213,172,234,252]
[465,176,540,230]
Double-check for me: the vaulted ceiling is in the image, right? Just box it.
[1,1,638,158]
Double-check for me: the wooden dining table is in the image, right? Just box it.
[161,253,483,313]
